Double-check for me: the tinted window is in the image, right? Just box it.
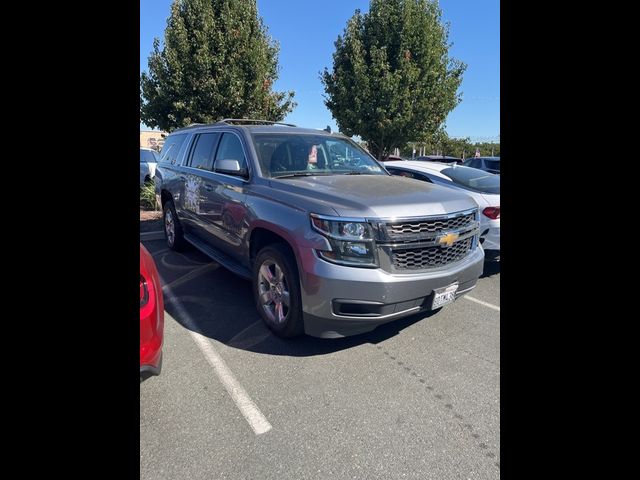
[140,150,157,163]
[188,133,219,171]
[388,168,415,179]
[414,172,433,183]
[441,166,500,194]
[214,133,247,171]
[388,168,433,183]
[485,159,500,171]
[158,134,187,165]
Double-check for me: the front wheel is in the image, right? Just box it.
[253,244,304,338]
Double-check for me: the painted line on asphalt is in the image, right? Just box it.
[464,295,500,311]
[227,320,272,350]
[189,330,272,435]
[163,283,272,435]
[162,263,219,292]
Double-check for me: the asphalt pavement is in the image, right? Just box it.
[140,238,500,480]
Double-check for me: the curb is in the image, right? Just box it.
[140,231,165,241]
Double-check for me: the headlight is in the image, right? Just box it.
[310,214,378,267]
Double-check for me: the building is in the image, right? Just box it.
[140,130,167,152]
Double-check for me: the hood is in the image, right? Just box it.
[268,175,478,218]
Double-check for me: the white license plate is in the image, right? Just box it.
[431,283,459,309]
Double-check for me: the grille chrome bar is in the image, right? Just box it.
[371,208,479,271]
[392,236,474,270]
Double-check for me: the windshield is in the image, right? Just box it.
[251,133,386,178]
[441,166,500,194]
[140,150,158,163]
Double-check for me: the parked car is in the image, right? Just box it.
[154,119,484,338]
[384,161,500,261]
[140,147,159,185]
[415,155,463,165]
[140,243,164,381]
[462,156,500,174]
[379,155,404,162]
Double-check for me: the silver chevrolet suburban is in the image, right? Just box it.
[154,119,484,338]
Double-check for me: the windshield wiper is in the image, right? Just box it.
[272,172,332,179]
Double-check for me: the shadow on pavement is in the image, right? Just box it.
[144,239,439,357]
[481,260,500,278]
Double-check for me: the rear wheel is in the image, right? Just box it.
[163,200,187,251]
[253,244,304,338]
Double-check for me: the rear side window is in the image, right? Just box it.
[214,133,247,171]
[388,168,416,179]
[485,159,500,171]
[187,133,220,171]
[158,134,187,165]
[388,168,433,183]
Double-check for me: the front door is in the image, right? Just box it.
[197,132,250,258]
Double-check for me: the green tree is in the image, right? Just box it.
[321,0,465,160]
[141,0,296,132]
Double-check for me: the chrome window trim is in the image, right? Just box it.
[370,207,479,224]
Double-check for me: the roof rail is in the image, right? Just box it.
[171,122,211,133]
[215,118,297,127]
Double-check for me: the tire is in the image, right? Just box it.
[163,200,187,251]
[253,243,304,338]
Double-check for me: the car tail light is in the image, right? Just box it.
[140,274,149,308]
[482,207,500,219]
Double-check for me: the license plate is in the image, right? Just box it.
[431,283,459,309]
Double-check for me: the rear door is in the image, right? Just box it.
[181,132,221,237]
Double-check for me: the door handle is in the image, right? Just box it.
[204,184,213,192]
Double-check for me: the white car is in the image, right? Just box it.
[140,147,159,185]
[384,161,500,261]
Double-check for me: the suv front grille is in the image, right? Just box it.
[387,212,475,236]
[391,236,473,270]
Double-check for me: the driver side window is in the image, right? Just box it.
[214,133,247,171]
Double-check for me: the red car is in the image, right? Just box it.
[140,243,164,381]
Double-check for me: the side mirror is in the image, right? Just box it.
[215,159,248,177]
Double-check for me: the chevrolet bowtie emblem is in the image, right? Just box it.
[437,232,459,247]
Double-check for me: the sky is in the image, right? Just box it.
[140,0,499,142]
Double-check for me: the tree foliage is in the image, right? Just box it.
[322,0,465,159]
[398,132,500,159]
[141,0,295,131]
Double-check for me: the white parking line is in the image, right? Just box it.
[162,263,219,292]
[464,295,500,311]
[189,330,272,435]
[163,284,272,435]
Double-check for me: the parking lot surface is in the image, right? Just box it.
[141,239,500,480]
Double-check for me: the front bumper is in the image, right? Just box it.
[299,246,484,338]
[140,352,162,381]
